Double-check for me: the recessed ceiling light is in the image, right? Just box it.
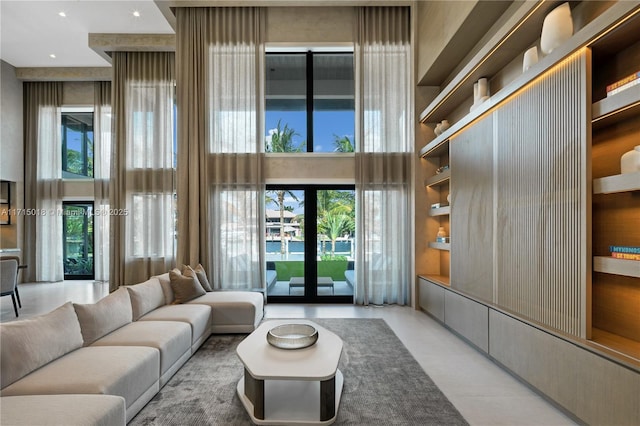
[49,54,56,59]
[132,10,141,18]
[58,11,66,17]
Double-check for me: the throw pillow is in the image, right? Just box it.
[183,264,213,292]
[73,287,133,346]
[169,268,206,304]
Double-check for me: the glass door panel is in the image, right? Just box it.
[265,188,305,297]
[317,189,355,297]
[63,202,94,279]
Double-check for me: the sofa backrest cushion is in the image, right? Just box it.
[0,302,83,389]
[153,272,175,305]
[169,268,206,304]
[126,277,166,321]
[73,287,132,346]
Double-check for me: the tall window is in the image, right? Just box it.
[61,109,93,178]
[265,51,355,153]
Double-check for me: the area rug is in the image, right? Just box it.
[130,318,468,425]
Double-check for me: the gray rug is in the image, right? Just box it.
[130,318,468,425]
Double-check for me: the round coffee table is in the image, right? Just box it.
[236,320,344,425]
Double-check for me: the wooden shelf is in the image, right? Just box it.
[593,172,640,194]
[419,136,449,159]
[429,206,450,217]
[590,328,640,364]
[592,85,640,129]
[593,256,640,278]
[425,168,450,187]
[428,242,450,251]
[420,274,450,287]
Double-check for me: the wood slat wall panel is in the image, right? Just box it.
[450,114,494,301]
[494,51,588,337]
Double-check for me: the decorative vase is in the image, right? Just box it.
[440,120,450,133]
[434,123,442,136]
[620,146,640,174]
[523,46,539,72]
[447,193,451,204]
[477,78,489,98]
[540,2,573,55]
[437,227,447,238]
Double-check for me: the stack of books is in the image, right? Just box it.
[610,245,640,261]
[606,71,640,97]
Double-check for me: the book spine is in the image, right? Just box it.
[611,252,640,261]
[606,78,640,97]
[606,71,640,92]
[609,245,640,254]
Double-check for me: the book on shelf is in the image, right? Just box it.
[606,78,639,97]
[609,245,640,254]
[611,252,640,261]
[606,71,640,94]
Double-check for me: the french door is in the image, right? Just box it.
[63,202,94,280]
[266,185,355,303]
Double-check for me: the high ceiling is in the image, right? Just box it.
[0,1,174,68]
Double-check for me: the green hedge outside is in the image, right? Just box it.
[274,260,348,281]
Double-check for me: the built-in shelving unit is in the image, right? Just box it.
[589,6,640,362]
[415,2,640,423]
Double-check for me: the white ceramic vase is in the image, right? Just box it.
[523,46,539,72]
[440,120,450,132]
[620,146,640,174]
[540,2,573,55]
[434,123,442,136]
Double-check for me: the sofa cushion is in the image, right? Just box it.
[0,302,84,389]
[0,346,159,413]
[0,394,126,426]
[188,291,264,334]
[126,278,166,321]
[169,268,206,304]
[73,287,132,346]
[139,304,211,349]
[153,272,174,305]
[91,321,191,385]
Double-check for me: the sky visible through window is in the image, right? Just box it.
[265,110,355,153]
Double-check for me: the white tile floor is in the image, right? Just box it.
[1,281,578,425]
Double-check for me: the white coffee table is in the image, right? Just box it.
[236,320,344,425]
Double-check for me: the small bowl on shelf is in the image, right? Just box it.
[267,323,318,350]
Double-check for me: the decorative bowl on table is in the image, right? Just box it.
[267,323,318,349]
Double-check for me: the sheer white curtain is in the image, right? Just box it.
[176,7,264,290]
[93,81,111,282]
[110,52,176,288]
[355,7,412,305]
[23,83,64,282]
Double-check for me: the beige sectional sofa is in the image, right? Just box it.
[0,271,264,425]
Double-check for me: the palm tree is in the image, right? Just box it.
[265,120,305,255]
[318,212,353,257]
[333,135,355,153]
[316,190,355,256]
[266,120,305,153]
